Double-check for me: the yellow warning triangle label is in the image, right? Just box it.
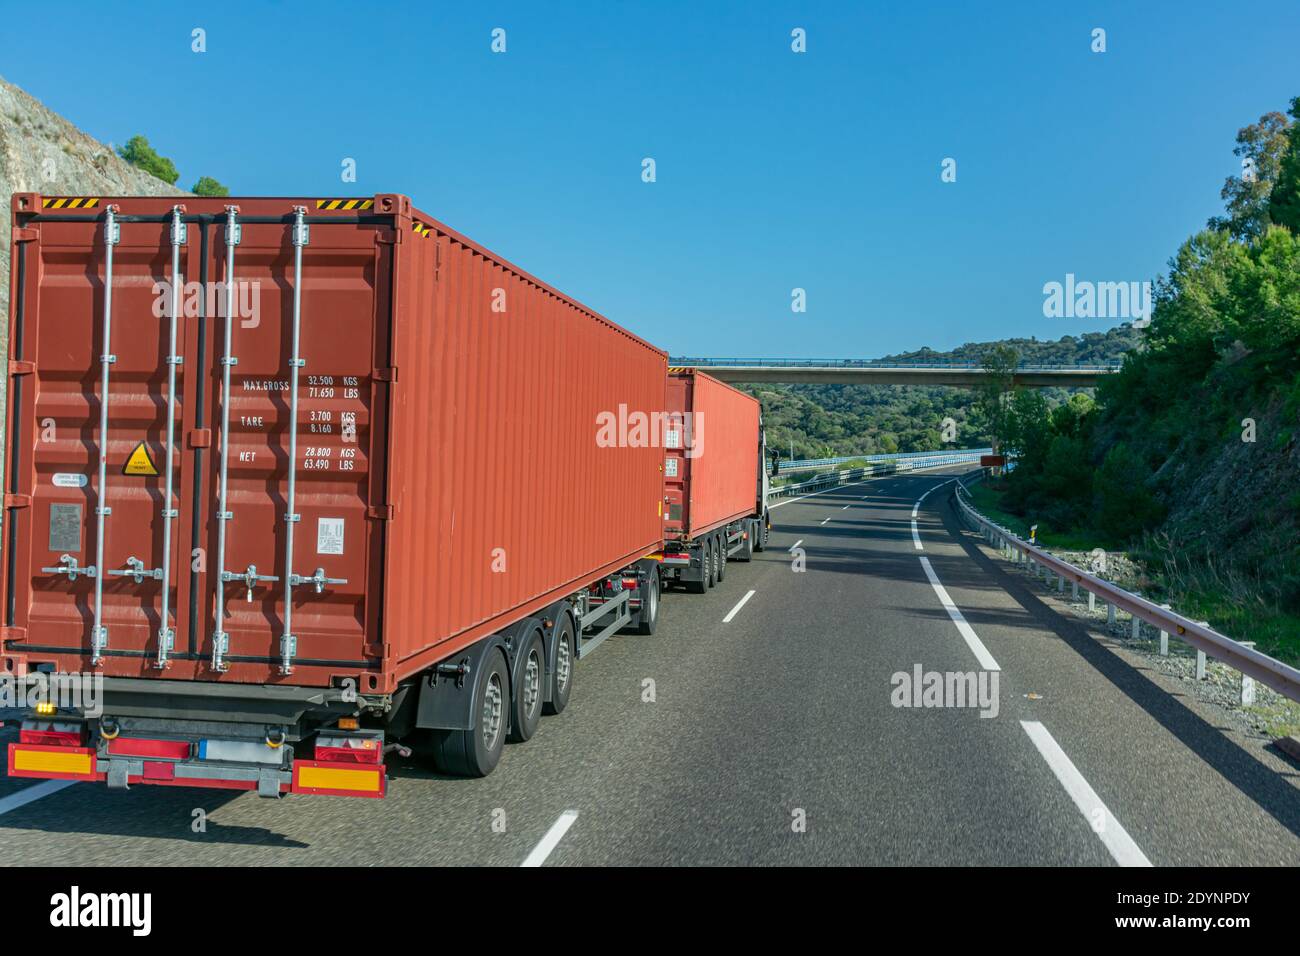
[123,442,159,477]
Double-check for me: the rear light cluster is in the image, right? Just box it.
[314,734,382,765]
[19,721,85,747]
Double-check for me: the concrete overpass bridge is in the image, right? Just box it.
[667,358,1121,388]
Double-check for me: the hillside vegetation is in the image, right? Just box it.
[992,97,1300,658]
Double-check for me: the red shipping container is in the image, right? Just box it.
[663,370,761,540]
[2,193,667,693]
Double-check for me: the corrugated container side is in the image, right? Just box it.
[382,206,667,683]
[664,370,760,539]
[1,193,666,694]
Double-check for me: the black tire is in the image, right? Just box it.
[433,649,508,777]
[704,537,717,589]
[716,533,728,582]
[757,515,770,551]
[543,612,575,716]
[634,568,660,634]
[507,628,545,743]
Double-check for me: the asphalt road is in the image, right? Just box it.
[3,466,1298,866]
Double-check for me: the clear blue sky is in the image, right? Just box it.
[4,1,1297,357]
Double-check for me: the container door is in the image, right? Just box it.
[662,374,692,537]
[6,209,193,669]
[193,211,389,681]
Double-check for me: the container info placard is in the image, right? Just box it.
[317,517,344,555]
[49,503,82,552]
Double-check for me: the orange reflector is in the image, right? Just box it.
[8,744,97,780]
[337,717,359,730]
[291,760,386,799]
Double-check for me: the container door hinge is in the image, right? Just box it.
[373,367,398,383]
[188,428,212,448]
[1,626,28,644]
[11,227,37,244]
[368,504,394,520]
[5,493,31,510]
[8,360,34,376]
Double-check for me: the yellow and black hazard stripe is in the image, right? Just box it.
[42,197,100,209]
[315,198,374,211]
[668,366,696,373]
[412,220,433,238]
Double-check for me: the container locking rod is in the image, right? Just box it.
[90,205,120,667]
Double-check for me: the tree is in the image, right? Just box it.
[116,135,179,185]
[975,345,1019,453]
[1208,110,1291,241]
[1268,97,1300,233]
[192,176,229,197]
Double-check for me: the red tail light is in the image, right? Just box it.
[621,576,640,590]
[315,735,383,765]
[19,723,86,747]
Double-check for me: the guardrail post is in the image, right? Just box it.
[1130,613,1141,640]
[1071,580,1078,600]
[1194,620,1212,680]
[1087,591,1096,612]
[1057,574,1064,593]
[1159,604,1171,656]
[1238,642,1256,705]
[1107,603,1116,627]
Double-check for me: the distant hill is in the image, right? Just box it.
[0,75,188,331]
[742,325,1142,460]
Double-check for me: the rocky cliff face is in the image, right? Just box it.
[1,74,189,334]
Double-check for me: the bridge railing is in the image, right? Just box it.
[671,357,1123,372]
[952,479,1300,705]
[770,450,985,498]
[778,448,992,474]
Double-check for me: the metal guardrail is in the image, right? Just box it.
[952,480,1300,706]
[771,451,985,498]
[672,357,1123,372]
[779,448,992,474]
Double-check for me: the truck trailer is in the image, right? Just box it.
[1,193,699,796]
[657,369,771,592]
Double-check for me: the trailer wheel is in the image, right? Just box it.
[508,628,545,743]
[735,523,754,562]
[716,533,728,582]
[753,516,768,552]
[634,567,660,635]
[543,612,575,716]
[433,649,508,776]
[704,537,717,589]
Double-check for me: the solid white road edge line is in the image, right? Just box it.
[0,779,76,817]
[723,589,757,623]
[521,809,580,867]
[918,556,1001,671]
[910,478,956,551]
[1020,721,1153,867]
